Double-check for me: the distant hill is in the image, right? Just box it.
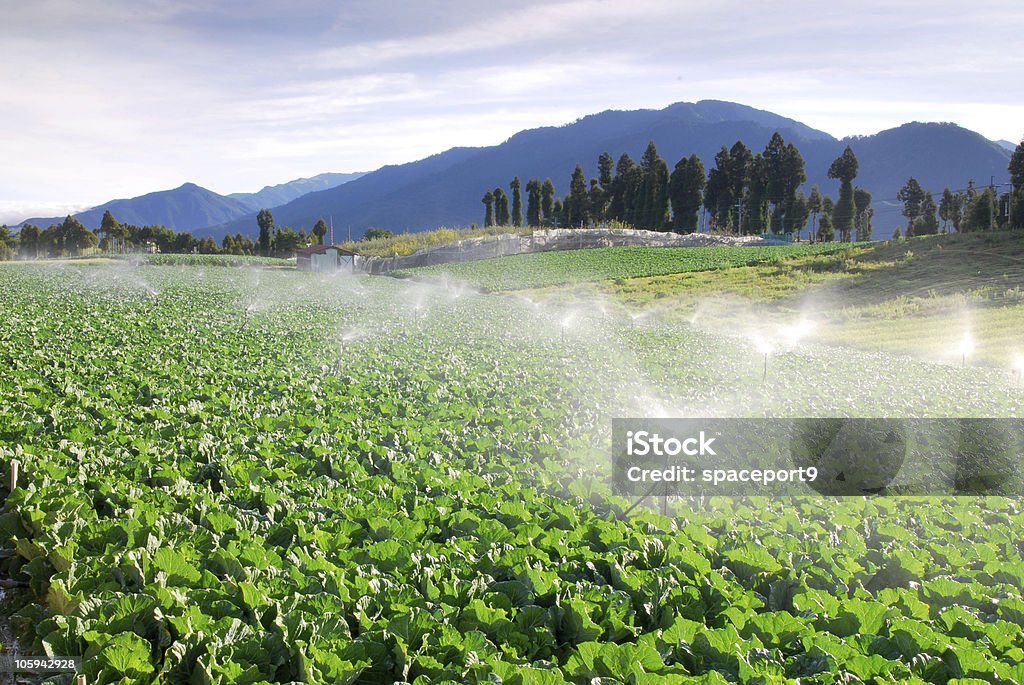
[19,183,252,232]
[202,100,1012,241]
[996,139,1019,152]
[17,173,364,232]
[228,172,365,211]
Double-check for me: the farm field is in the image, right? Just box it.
[394,244,851,293]
[1,259,1024,684]
[461,232,1024,368]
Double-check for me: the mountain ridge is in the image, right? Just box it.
[15,101,1014,240]
[16,173,363,231]
[203,101,1010,240]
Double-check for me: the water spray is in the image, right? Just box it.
[753,335,773,382]
[560,311,577,342]
[959,332,973,367]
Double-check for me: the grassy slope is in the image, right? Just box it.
[661,232,1024,366]
[402,231,1024,367]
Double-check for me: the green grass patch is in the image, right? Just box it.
[128,253,295,268]
[397,243,853,292]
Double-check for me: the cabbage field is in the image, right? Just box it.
[392,244,850,292]
[1,261,1023,684]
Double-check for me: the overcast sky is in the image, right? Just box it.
[2,0,1022,224]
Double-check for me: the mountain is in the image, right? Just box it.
[996,139,1019,152]
[17,173,365,232]
[844,124,1012,228]
[202,100,1012,241]
[228,172,365,211]
[20,183,253,232]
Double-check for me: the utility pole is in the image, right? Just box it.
[990,177,996,231]
[330,215,335,245]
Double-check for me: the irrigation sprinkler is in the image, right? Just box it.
[560,312,575,342]
[753,335,773,382]
[959,332,974,367]
[1012,357,1024,386]
[240,304,255,331]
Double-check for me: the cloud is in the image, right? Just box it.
[1,0,1022,207]
[0,201,92,227]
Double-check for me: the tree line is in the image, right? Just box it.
[0,207,343,260]
[480,135,1024,240]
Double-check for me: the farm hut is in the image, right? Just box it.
[296,244,359,273]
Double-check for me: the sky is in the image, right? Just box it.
[2,0,1023,225]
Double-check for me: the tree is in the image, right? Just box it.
[608,154,636,222]
[648,157,671,230]
[510,177,523,227]
[493,188,510,226]
[272,227,303,256]
[703,141,752,233]
[588,179,608,224]
[172,231,197,253]
[828,146,859,242]
[897,178,927,236]
[620,163,644,227]
[1009,139,1024,229]
[312,218,328,245]
[597,152,614,190]
[916,193,939,235]
[726,141,753,229]
[669,153,705,233]
[18,224,41,258]
[0,226,14,261]
[257,209,275,256]
[964,188,995,232]
[806,185,823,241]
[566,164,590,228]
[818,211,835,242]
[703,146,733,232]
[939,188,965,233]
[638,141,670,230]
[742,153,770,235]
[482,191,495,227]
[57,216,98,256]
[763,133,807,233]
[541,179,555,224]
[788,192,810,238]
[99,210,121,251]
[525,179,542,227]
[363,228,394,241]
[854,188,873,241]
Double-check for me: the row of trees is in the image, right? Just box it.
[482,136,1024,240]
[0,208,341,260]
[483,135,877,241]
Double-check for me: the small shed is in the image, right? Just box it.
[296,244,359,273]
